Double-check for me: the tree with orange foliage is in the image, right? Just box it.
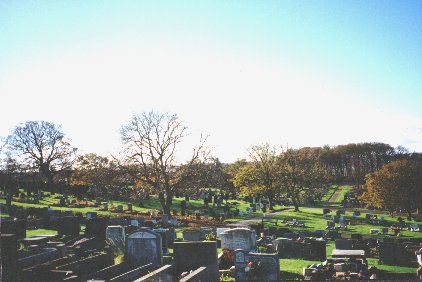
[362,159,422,219]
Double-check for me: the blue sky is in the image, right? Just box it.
[1,0,421,162]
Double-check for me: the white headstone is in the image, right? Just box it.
[220,228,256,251]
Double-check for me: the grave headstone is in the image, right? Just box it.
[170,218,178,226]
[116,205,123,212]
[127,203,133,212]
[85,217,108,238]
[173,241,219,281]
[234,249,280,281]
[106,225,126,251]
[220,228,257,251]
[86,212,97,220]
[131,219,139,227]
[351,234,363,241]
[200,227,215,240]
[1,218,27,240]
[335,239,353,250]
[153,228,176,250]
[137,216,145,226]
[1,234,18,281]
[57,216,80,237]
[183,229,201,241]
[216,228,230,238]
[126,228,163,268]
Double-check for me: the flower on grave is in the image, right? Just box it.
[245,261,254,274]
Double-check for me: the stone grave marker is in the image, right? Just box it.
[335,239,353,250]
[153,228,175,250]
[109,217,126,226]
[1,218,27,239]
[127,203,133,212]
[137,216,145,226]
[200,227,215,240]
[183,229,201,241]
[116,205,123,212]
[173,241,219,281]
[220,228,257,251]
[234,249,280,281]
[1,234,18,281]
[86,212,97,220]
[57,216,80,237]
[106,225,126,251]
[126,228,163,268]
[85,217,108,238]
[216,227,230,238]
[170,218,178,226]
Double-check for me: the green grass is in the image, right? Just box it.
[26,228,57,237]
[280,258,320,280]
[267,206,422,239]
[367,258,416,273]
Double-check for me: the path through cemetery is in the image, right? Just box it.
[227,208,294,227]
[327,185,343,204]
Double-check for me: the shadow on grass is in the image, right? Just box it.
[280,271,303,280]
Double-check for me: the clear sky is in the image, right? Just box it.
[1,0,421,162]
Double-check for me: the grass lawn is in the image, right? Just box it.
[26,228,58,237]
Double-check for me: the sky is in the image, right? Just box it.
[1,0,421,163]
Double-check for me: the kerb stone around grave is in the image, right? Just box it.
[106,225,126,251]
[173,241,219,281]
[234,249,280,281]
[220,228,256,251]
[126,228,163,268]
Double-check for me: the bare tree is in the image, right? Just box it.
[119,111,207,216]
[8,121,77,192]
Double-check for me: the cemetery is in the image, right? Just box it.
[1,184,422,281]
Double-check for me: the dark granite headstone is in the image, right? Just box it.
[1,218,27,240]
[183,229,201,241]
[173,241,219,281]
[57,216,80,237]
[234,249,279,281]
[126,228,163,268]
[85,217,108,238]
[335,239,353,250]
[1,234,18,281]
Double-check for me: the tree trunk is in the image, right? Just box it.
[292,197,300,212]
[407,209,412,221]
[165,193,173,219]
